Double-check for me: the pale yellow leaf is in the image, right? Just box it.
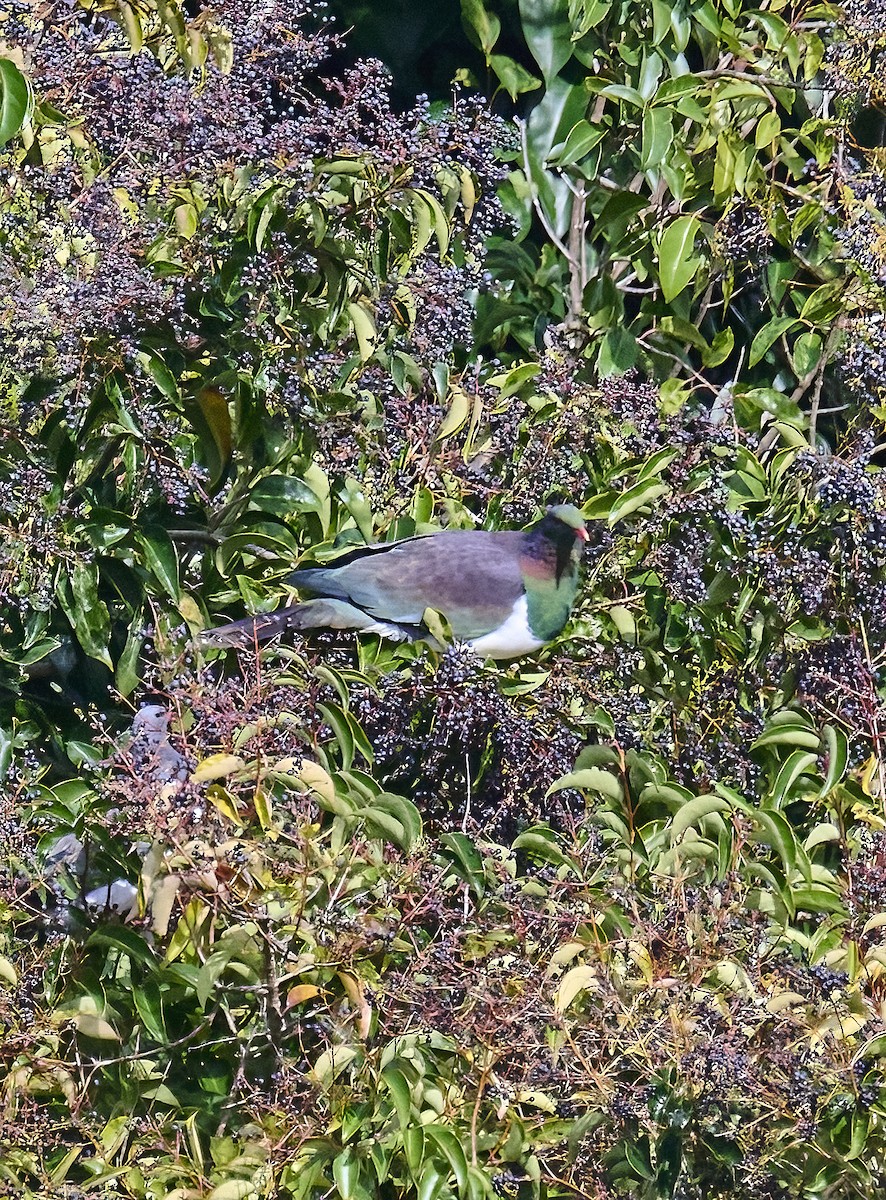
[190,754,245,783]
[286,984,322,1008]
[553,964,599,1013]
[71,1013,120,1041]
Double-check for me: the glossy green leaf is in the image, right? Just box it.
[357,792,422,852]
[382,1065,413,1128]
[490,54,542,99]
[608,479,670,523]
[548,767,623,802]
[670,794,732,841]
[461,0,501,55]
[249,475,321,515]
[439,832,485,899]
[512,827,576,871]
[658,215,701,302]
[640,107,673,171]
[424,1126,469,1191]
[0,58,29,146]
[749,316,799,366]
[137,528,180,601]
[548,119,606,166]
[752,723,821,752]
[597,326,638,376]
[791,330,823,377]
[819,724,848,795]
[518,0,573,83]
[58,563,112,668]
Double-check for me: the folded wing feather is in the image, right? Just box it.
[290,530,527,640]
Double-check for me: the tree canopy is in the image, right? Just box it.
[2,0,886,1196]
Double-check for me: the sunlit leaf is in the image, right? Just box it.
[0,58,29,146]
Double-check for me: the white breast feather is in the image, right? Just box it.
[467,596,544,659]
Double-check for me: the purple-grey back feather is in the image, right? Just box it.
[290,530,528,640]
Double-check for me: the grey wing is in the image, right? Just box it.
[292,531,527,639]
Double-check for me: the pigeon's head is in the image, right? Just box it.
[546,503,589,543]
[131,704,170,735]
[530,503,591,585]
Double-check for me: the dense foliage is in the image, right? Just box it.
[1,0,886,1196]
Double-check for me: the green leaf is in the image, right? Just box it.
[570,0,611,37]
[608,605,638,642]
[414,188,451,258]
[58,563,112,669]
[713,133,739,197]
[206,1183,256,1200]
[133,978,167,1044]
[703,327,735,367]
[547,767,623,803]
[487,362,540,397]
[638,450,679,481]
[585,81,644,107]
[608,479,669,523]
[770,749,819,808]
[750,808,798,877]
[424,1126,469,1192]
[819,724,848,795]
[137,528,180,601]
[439,832,485,899]
[358,792,423,852]
[410,192,433,257]
[804,822,841,851]
[752,723,820,752]
[249,474,320,516]
[403,1126,425,1174]
[670,795,732,841]
[790,884,845,915]
[791,330,822,377]
[518,0,573,83]
[799,280,844,322]
[652,75,701,104]
[641,782,694,808]
[597,326,637,376]
[623,1137,655,1179]
[141,351,181,401]
[87,926,155,968]
[347,302,377,361]
[318,701,355,770]
[382,1065,413,1128]
[548,119,606,167]
[640,108,673,171]
[755,110,781,147]
[490,54,542,100]
[191,387,232,484]
[461,0,501,55]
[0,58,29,146]
[417,1161,447,1200]
[331,1142,360,1200]
[748,316,799,366]
[70,1012,120,1041]
[658,215,701,302]
[512,827,576,871]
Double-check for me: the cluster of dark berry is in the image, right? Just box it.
[351,645,583,837]
[824,0,886,101]
[714,203,773,272]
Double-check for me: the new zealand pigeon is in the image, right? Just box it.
[205,503,589,659]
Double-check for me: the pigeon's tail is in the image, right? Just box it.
[201,598,423,647]
[200,604,310,646]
